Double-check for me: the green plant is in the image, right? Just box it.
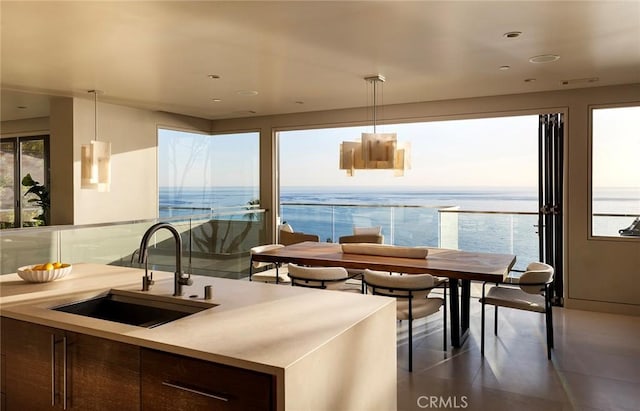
[21,173,49,225]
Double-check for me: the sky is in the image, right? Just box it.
[592,106,640,188]
[158,107,639,190]
[279,115,539,188]
[158,130,259,188]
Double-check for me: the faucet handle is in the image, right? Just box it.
[142,275,151,291]
[142,271,155,291]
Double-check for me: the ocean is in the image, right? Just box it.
[159,186,639,272]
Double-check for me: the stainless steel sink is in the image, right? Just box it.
[51,289,216,328]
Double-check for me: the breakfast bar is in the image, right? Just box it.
[0,264,397,411]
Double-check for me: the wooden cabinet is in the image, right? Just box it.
[1,318,276,411]
[1,318,58,410]
[64,331,140,410]
[141,349,275,411]
[0,318,140,411]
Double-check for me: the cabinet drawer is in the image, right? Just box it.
[141,349,275,411]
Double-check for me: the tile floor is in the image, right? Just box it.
[396,287,640,411]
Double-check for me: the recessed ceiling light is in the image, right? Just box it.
[503,31,522,39]
[529,54,560,64]
[499,65,511,71]
[211,98,222,102]
[236,90,259,96]
[524,78,536,83]
[208,74,220,79]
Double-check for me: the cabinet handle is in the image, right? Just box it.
[161,381,230,402]
[51,335,56,406]
[63,336,68,410]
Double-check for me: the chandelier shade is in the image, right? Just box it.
[339,75,410,176]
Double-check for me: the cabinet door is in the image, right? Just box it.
[141,349,275,411]
[1,318,140,411]
[66,331,140,410]
[1,317,60,410]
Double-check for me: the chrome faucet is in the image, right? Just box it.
[138,222,192,296]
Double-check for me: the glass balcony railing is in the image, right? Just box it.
[592,213,640,237]
[0,207,266,277]
[281,203,539,272]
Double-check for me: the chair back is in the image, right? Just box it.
[519,262,554,294]
[353,226,382,236]
[288,263,349,290]
[250,244,284,269]
[363,269,436,299]
[280,230,320,246]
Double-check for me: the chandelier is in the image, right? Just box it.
[81,90,111,191]
[339,74,410,176]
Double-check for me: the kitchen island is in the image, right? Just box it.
[0,264,397,411]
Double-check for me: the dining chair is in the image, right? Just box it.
[363,269,447,372]
[479,262,555,359]
[287,263,359,292]
[338,233,384,244]
[249,223,321,284]
[338,233,385,291]
[340,226,384,244]
[249,244,290,284]
[279,230,320,246]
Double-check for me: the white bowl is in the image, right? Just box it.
[17,264,72,283]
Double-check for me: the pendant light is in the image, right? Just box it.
[81,90,111,191]
[339,74,410,176]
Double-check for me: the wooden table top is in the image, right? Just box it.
[252,242,516,283]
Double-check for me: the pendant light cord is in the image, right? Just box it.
[372,79,377,133]
[94,90,98,142]
[365,75,385,134]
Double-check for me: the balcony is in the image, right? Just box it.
[0,207,266,277]
[3,202,636,277]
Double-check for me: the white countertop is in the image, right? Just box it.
[0,263,393,375]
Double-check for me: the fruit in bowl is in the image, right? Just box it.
[17,262,72,283]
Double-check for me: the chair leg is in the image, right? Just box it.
[548,298,554,348]
[481,283,486,356]
[545,288,554,359]
[275,264,280,284]
[545,309,552,360]
[408,298,413,372]
[494,306,498,335]
[443,284,447,351]
[408,316,413,372]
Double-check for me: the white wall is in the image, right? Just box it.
[70,98,212,225]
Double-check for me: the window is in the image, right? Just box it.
[157,129,260,218]
[591,105,640,237]
[278,115,540,270]
[0,136,49,228]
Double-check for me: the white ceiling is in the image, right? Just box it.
[1,1,639,122]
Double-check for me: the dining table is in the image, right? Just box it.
[251,241,517,347]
